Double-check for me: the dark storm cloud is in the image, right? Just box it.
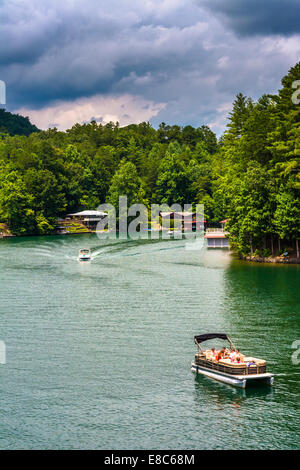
[200,0,300,36]
[0,0,299,133]
[0,0,215,110]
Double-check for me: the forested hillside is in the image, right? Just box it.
[0,120,218,235]
[0,63,299,258]
[0,109,40,136]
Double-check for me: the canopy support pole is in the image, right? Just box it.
[194,338,203,353]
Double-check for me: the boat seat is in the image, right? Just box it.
[218,358,246,368]
[202,350,214,359]
[219,357,266,367]
[243,357,266,366]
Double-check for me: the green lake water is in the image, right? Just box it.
[0,234,299,450]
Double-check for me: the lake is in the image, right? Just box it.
[0,234,299,450]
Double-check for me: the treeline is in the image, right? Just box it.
[0,62,299,257]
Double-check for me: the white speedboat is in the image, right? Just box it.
[78,249,91,261]
[191,333,274,389]
[167,230,182,236]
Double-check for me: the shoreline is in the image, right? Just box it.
[242,255,300,265]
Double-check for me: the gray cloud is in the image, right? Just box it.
[200,0,300,37]
[1,0,300,134]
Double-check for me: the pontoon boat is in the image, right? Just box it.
[191,333,274,388]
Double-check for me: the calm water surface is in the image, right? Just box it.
[0,235,299,450]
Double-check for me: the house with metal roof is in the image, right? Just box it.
[67,210,107,230]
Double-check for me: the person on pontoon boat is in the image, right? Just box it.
[233,349,244,363]
[206,346,245,364]
[216,347,226,361]
[211,347,217,359]
[229,349,237,362]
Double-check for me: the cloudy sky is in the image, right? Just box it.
[1,0,300,134]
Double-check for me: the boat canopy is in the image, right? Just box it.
[194,333,235,350]
[195,333,228,343]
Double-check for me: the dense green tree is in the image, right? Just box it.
[226,93,253,140]
[155,144,190,206]
[226,162,275,256]
[108,160,147,209]
[274,185,300,257]
[0,172,36,235]
[214,61,300,257]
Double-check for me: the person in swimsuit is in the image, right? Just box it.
[210,347,217,360]
[216,347,226,361]
[229,349,237,362]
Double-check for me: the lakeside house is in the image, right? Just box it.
[159,211,207,231]
[66,210,107,230]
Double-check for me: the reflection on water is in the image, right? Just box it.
[194,373,274,407]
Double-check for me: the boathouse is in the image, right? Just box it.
[205,220,229,248]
